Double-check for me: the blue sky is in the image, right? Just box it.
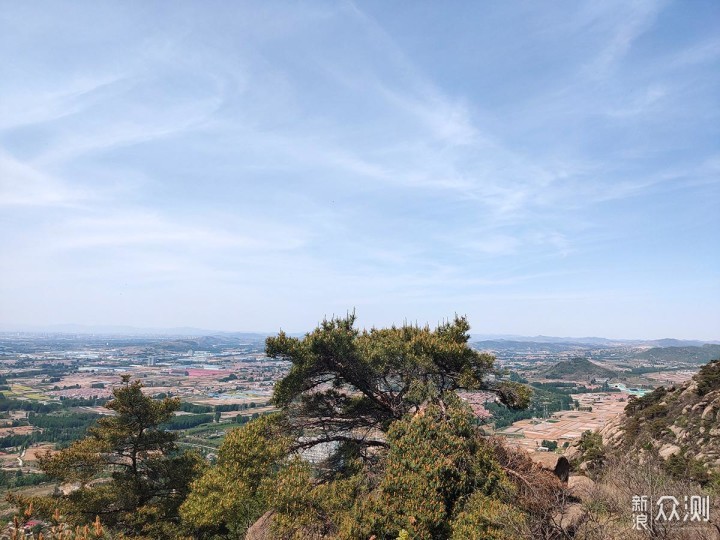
[1,1,718,339]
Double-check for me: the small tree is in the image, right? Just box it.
[16,376,203,539]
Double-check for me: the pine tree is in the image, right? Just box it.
[13,376,203,539]
[267,313,531,462]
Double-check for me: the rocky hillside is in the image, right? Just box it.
[599,359,720,482]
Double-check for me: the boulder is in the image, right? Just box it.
[246,510,275,540]
[529,453,570,483]
[555,503,586,534]
[659,444,681,459]
[702,404,715,419]
[563,444,580,461]
[568,475,595,502]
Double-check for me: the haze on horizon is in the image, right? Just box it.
[1,1,718,341]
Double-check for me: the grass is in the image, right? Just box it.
[7,384,49,401]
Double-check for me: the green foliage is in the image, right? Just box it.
[507,371,528,383]
[180,315,538,539]
[494,382,532,410]
[623,387,671,445]
[179,402,214,414]
[348,399,510,540]
[0,412,101,449]
[695,358,720,396]
[59,397,110,407]
[28,412,101,447]
[162,413,214,430]
[664,449,711,485]
[530,381,619,394]
[0,469,49,488]
[17,376,204,539]
[485,385,571,428]
[215,402,256,412]
[269,458,368,539]
[576,430,606,473]
[636,344,720,364]
[255,398,521,540]
[541,357,616,380]
[266,313,528,460]
[0,397,60,413]
[180,414,292,538]
[449,491,528,539]
[541,440,558,451]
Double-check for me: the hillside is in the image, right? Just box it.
[634,343,720,364]
[151,335,242,352]
[541,357,617,381]
[600,359,720,478]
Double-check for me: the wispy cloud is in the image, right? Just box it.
[0,1,717,337]
[583,0,665,76]
[0,152,91,207]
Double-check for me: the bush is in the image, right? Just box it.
[696,358,720,396]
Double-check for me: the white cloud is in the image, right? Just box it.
[584,0,665,76]
[0,152,90,207]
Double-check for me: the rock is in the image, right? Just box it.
[568,475,595,502]
[529,453,570,483]
[555,503,586,533]
[659,444,681,459]
[59,482,81,496]
[246,510,275,540]
[563,444,580,461]
[692,401,708,413]
[702,405,715,419]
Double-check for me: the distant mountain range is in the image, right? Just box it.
[0,324,274,339]
[471,334,716,347]
[634,344,720,364]
[1,326,717,347]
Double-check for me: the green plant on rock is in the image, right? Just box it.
[696,358,720,396]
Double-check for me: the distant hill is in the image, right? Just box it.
[541,357,617,381]
[151,335,249,352]
[473,340,590,354]
[471,335,619,346]
[634,344,720,364]
[646,338,711,347]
